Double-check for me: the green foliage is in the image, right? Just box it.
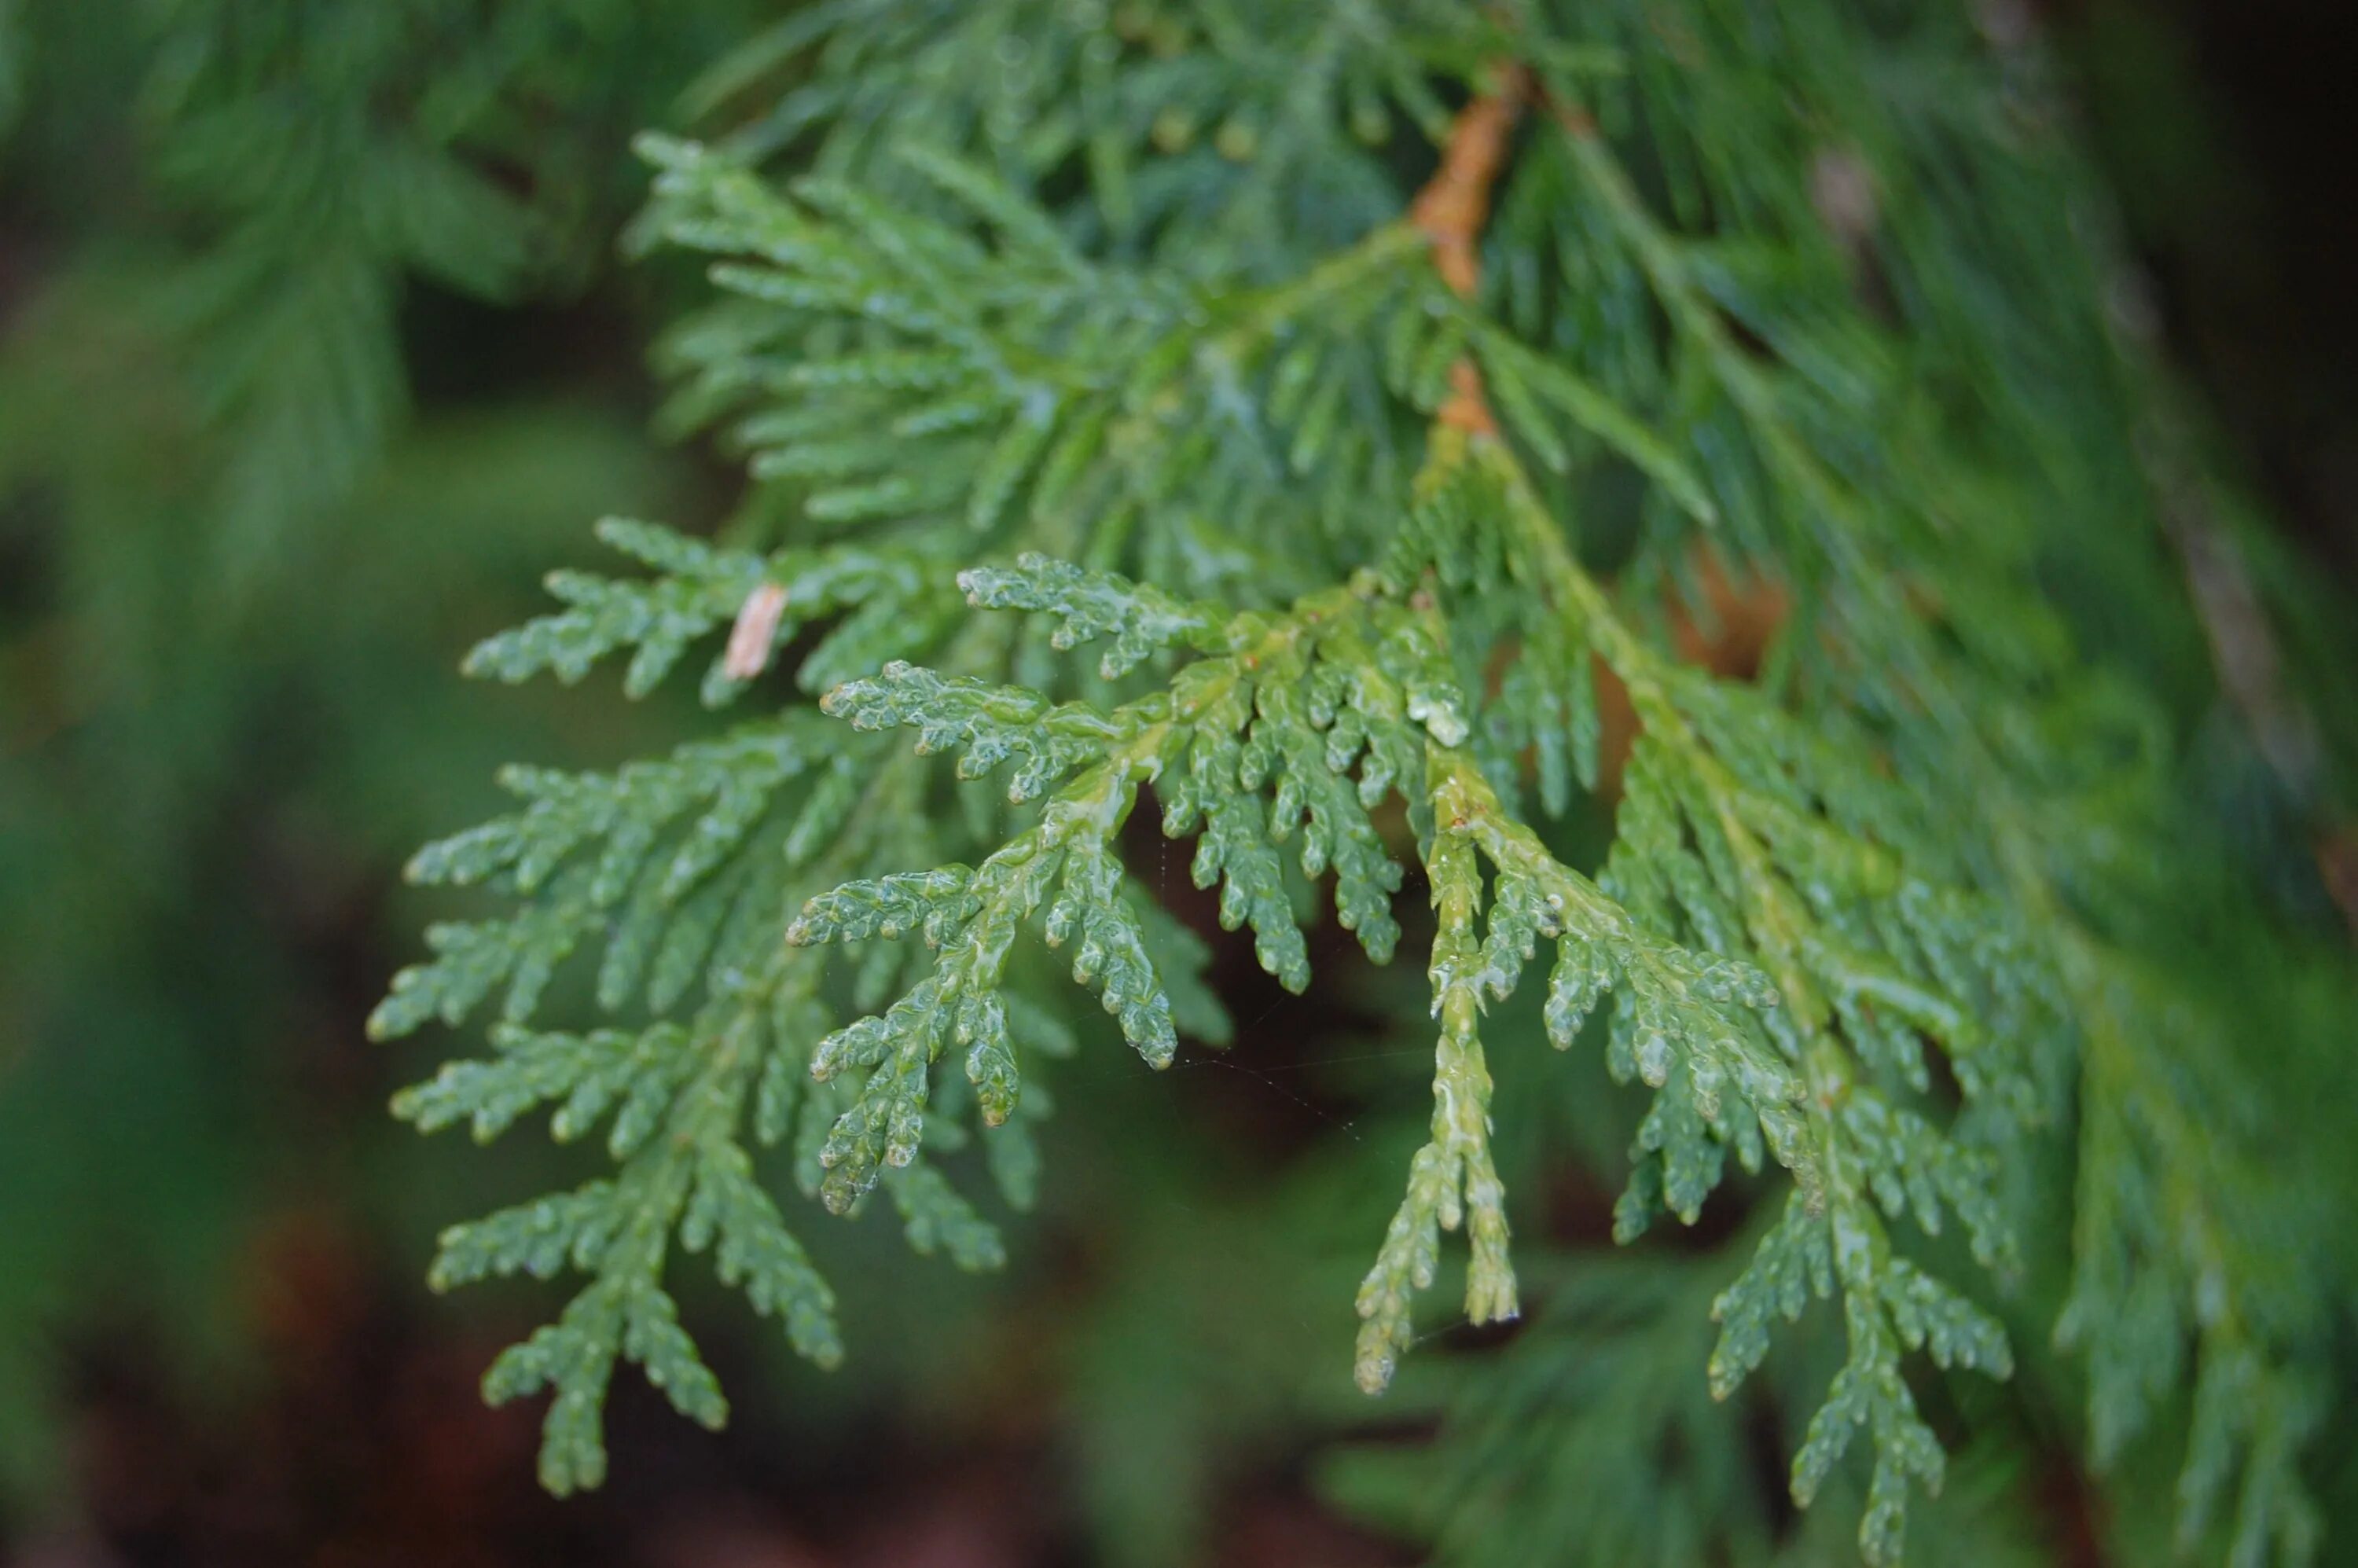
[0,0,769,1507]
[1320,1250,2059,1568]
[369,649,955,1486]
[345,2,2356,1564]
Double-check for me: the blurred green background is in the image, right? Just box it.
[0,2,2350,1564]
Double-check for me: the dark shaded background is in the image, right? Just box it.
[2064,0,2358,586]
[0,2,2350,1565]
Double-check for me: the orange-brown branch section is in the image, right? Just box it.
[1407,64,1531,436]
[1405,72,1787,791]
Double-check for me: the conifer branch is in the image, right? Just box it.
[1394,83,2040,1554]
[1540,84,2333,1564]
[365,11,2350,1563]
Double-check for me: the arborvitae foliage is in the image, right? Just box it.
[0,0,784,1498]
[372,4,2356,1563]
